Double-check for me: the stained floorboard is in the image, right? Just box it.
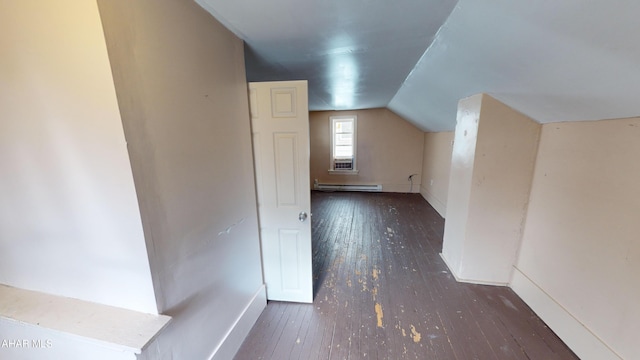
[234,192,578,360]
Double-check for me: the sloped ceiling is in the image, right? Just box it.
[196,0,640,132]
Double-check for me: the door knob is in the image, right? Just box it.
[299,211,308,222]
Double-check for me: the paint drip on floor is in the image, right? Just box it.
[374,303,384,328]
[410,325,421,343]
[387,227,394,237]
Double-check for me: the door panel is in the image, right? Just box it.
[274,133,298,206]
[278,229,301,290]
[249,81,312,303]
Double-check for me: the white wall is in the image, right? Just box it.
[440,95,481,277]
[442,94,540,285]
[0,0,156,314]
[436,95,639,358]
[513,118,640,360]
[98,0,265,358]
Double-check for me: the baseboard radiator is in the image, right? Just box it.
[314,183,382,192]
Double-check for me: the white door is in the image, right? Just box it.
[249,80,313,303]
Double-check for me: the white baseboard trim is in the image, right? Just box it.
[510,268,622,360]
[209,285,266,360]
[420,186,446,217]
[439,253,509,287]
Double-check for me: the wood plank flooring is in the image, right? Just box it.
[234,192,578,360]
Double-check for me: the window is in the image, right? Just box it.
[329,115,358,174]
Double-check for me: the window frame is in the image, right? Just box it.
[328,115,358,175]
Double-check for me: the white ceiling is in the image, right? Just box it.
[197,0,640,132]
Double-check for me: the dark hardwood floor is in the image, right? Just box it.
[234,192,577,360]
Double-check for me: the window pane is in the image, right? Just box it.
[335,133,353,146]
[336,120,353,133]
[331,116,356,166]
[335,145,353,157]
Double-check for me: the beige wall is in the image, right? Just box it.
[436,94,638,358]
[0,0,156,313]
[310,108,424,193]
[442,94,540,285]
[420,131,454,217]
[98,0,264,358]
[513,118,640,360]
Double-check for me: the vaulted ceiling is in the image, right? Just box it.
[196,0,640,132]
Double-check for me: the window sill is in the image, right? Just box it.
[328,169,359,175]
[0,284,171,354]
